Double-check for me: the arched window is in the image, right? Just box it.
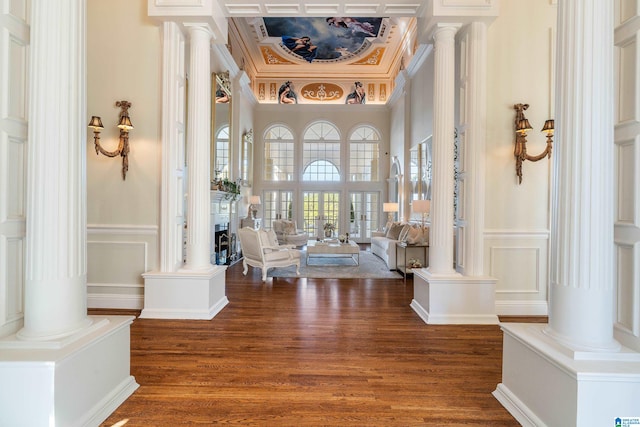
[349,125,380,181]
[214,125,229,179]
[302,160,340,181]
[264,125,295,181]
[303,121,341,181]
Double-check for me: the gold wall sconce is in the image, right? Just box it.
[89,100,134,180]
[514,103,554,184]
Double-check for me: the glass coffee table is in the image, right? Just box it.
[306,240,360,265]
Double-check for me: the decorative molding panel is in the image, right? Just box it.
[615,242,639,335]
[490,246,541,294]
[87,241,149,286]
[616,138,637,224]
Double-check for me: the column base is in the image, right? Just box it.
[0,315,138,426]
[410,269,499,324]
[140,265,228,319]
[494,323,640,427]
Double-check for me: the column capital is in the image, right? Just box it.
[433,23,463,41]
[184,23,213,39]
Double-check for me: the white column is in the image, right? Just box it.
[159,21,186,272]
[18,0,91,340]
[545,0,618,351]
[184,24,213,271]
[429,24,459,275]
[461,22,488,276]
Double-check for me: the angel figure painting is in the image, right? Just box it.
[264,17,384,62]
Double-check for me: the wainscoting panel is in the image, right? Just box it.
[87,225,158,309]
[614,3,640,352]
[0,0,29,337]
[485,230,549,315]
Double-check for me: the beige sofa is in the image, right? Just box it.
[371,223,428,270]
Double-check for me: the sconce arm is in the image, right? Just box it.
[94,137,124,158]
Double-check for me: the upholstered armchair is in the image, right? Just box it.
[272,219,308,247]
[238,227,301,281]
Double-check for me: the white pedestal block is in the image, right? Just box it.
[140,265,228,319]
[494,323,640,427]
[0,316,138,427]
[411,269,499,324]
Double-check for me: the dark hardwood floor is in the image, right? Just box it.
[97,260,544,426]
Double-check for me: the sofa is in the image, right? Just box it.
[371,222,428,270]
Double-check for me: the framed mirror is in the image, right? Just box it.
[241,129,253,186]
[211,71,231,185]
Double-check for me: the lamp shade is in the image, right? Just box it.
[117,115,134,130]
[383,202,399,213]
[517,118,533,133]
[541,119,554,134]
[249,195,261,205]
[412,199,430,214]
[88,116,104,129]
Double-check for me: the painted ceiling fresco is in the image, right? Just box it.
[263,17,385,63]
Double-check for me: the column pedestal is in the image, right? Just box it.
[494,323,640,427]
[140,266,228,319]
[411,269,498,324]
[0,316,138,426]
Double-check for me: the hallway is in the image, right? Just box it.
[99,263,533,426]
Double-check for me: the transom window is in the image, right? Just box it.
[303,122,341,182]
[349,125,380,182]
[264,125,295,181]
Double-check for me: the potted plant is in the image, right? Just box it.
[323,222,335,238]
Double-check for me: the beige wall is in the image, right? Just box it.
[485,0,557,314]
[86,0,162,308]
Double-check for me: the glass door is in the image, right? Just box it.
[303,191,340,239]
[348,191,380,242]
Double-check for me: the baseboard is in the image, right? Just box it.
[492,383,544,427]
[495,300,548,316]
[88,294,144,310]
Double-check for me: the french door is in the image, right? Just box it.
[348,192,380,242]
[302,191,340,238]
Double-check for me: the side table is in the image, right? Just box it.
[396,242,429,280]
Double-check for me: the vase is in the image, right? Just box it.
[324,230,332,238]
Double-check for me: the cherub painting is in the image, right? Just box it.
[345,81,366,104]
[264,17,383,61]
[278,81,298,104]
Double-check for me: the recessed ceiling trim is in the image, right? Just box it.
[383,4,422,14]
[225,4,263,14]
[264,3,301,14]
[304,4,340,14]
[344,4,382,15]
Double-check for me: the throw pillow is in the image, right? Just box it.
[398,224,412,242]
[282,220,296,235]
[386,223,406,240]
[406,227,423,245]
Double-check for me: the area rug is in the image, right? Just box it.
[267,250,402,279]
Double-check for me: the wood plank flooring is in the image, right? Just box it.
[97,261,543,426]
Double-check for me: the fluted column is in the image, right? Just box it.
[184,24,213,270]
[18,0,91,340]
[429,24,460,275]
[545,0,618,350]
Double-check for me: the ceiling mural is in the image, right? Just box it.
[262,17,385,63]
[230,16,416,103]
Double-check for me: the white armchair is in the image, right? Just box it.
[272,219,308,247]
[238,227,301,281]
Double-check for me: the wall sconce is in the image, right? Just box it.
[383,202,399,224]
[513,103,554,184]
[89,100,134,180]
[248,195,261,219]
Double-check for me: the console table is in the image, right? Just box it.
[396,242,429,278]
